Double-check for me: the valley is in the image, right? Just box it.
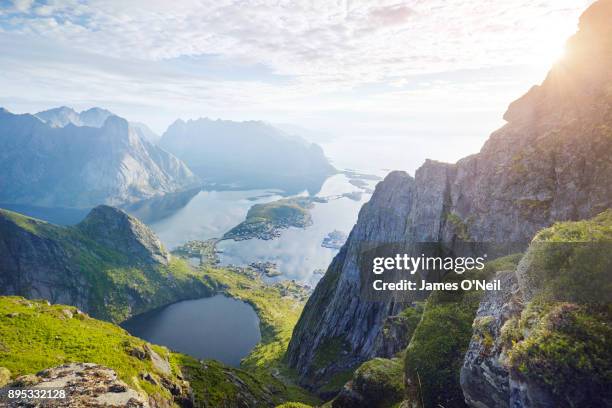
[0,1,611,407]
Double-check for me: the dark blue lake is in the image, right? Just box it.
[121,295,261,366]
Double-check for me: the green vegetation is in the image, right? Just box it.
[523,209,612,304]
[194,266,320,405]
[223,197,316,240]
[446,212,472,241]
[497,210,612,406]
[0,208,218,323]
[505,302,612,405]
[403,253,523,408]
[352,358,404,407]
[311,337,348,370]
[0,296,184,405]
[0,208,320,405]
[0,293,318,407]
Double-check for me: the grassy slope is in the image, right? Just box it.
[0,283,318,406]
[403,253,523,408]
[0,296,183,403]
[200,267,320,405]
[0,208,218,323]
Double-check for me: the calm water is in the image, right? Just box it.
[139,189,283,249]
[142,173,376,284]
[217,174,372,284]
[121,295,261,366]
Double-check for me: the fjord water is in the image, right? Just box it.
[121,295,261,367]
[142,174,375,284]
[217,174,373,284]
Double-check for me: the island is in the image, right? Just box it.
[223,197,319,241]
[321,230,348,249]
[249,261,283,277]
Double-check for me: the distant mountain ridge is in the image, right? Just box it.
[160,118,336,194]
[0,108,198,208]
[35,106,114,128]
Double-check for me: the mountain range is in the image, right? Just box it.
[0,108,199,208]
[160,118,336,193]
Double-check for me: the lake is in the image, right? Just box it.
[121,295,261,367]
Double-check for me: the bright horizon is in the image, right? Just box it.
[0,0,594,174]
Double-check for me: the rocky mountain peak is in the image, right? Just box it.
[77,205,170,265]
[102,115,130,134]
[287,0,612,391]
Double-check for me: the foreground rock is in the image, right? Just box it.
[3,363,150,408]
[461,210,612,408]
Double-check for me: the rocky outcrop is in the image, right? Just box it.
[332,358,404,408]
[159,118,336,194]
[77,205,170,265]
[460,270,521,408]
[461,210,612,408]
[0,207,216,322]
[3,363,151,407]
[287,0,612,391]
[0,108,199,208]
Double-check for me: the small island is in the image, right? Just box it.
[321,230,348,249]
[249,261,282,277]
[223,197,316,241]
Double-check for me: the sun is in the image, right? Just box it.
[531,17,577,71]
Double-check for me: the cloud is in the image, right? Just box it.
[0,0,596,136]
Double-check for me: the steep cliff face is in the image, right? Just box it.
[0,109,199,208]
[0,207,215,322]
[286,172,414,389]
[287,0,612,390]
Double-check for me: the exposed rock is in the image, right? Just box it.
[287,171,415,390]
[3,363,150,407]
[287,0,612,391]
[143,345,171,376]
[375,305,423,359]
[460,270,521,408]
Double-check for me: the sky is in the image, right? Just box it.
[0,0,595,174]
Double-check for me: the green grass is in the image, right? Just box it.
[352,358,404,407]
[199,266,321,405]
[403,253,523,408]
[0,293,317,407]
[0,296,182,404]
[497,210,612,406]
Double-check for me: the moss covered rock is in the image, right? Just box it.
[462,210,612,408]
[333,358,404,408]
